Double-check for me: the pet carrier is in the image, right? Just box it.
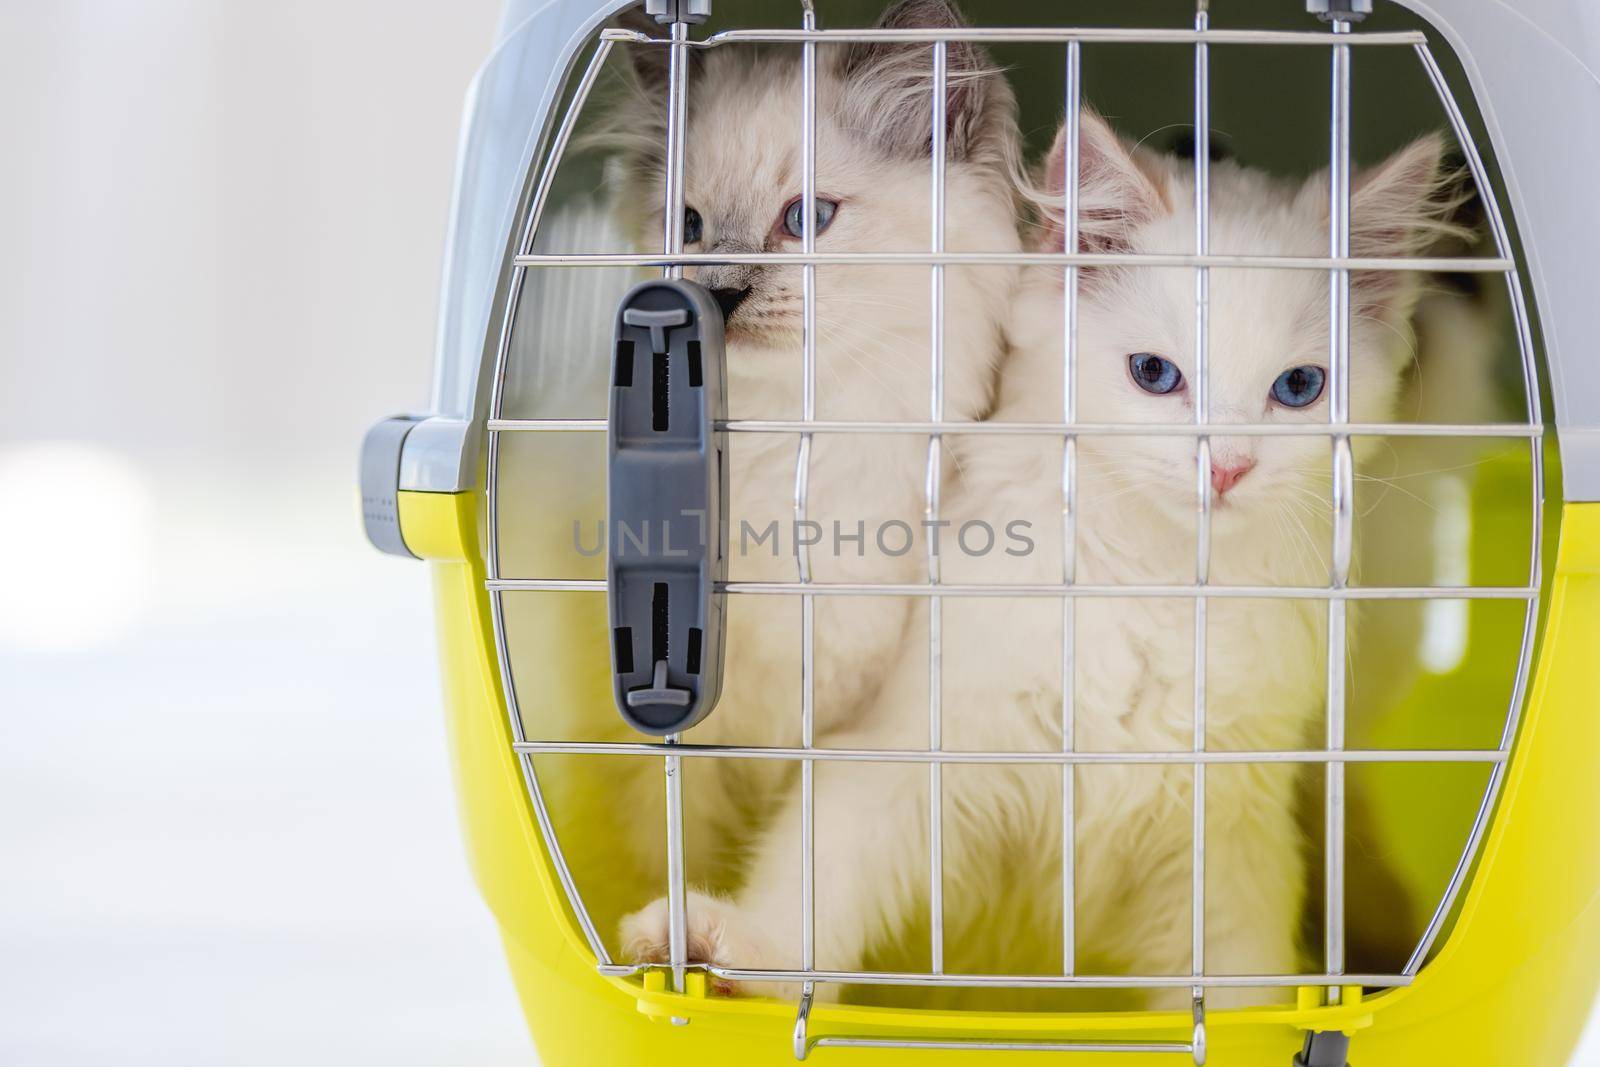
[361,0,1600,1063]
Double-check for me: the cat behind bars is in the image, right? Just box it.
[659,108,1466,1007]
[592,0,1025,962]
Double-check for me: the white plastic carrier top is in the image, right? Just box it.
[406,0,1600,500]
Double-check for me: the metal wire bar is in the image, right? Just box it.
[1401,42,1548,977]
[603,27,1428,47]
[607,963,1415,989]
[478,37,620,970]
[1190,2,1211,988]
[809,1037,1197,1055]
[510,746,613,960]
[514,250,1513,271]
[794,981,816,1058]
[664,740,688,1002]
[513,741,1508,766]
[791,989,1207,1061]
[926,37,949,976]
[483,36,616,445]
[797,0,818,978]
[1411,47,1547,437]
[662,21,690,275]
[1059,38,1082,980]
[491,521,614,963]
[790,983,1201,1058]
[1324,17,1355,1005]
[488,578,1538,600]
[488,417,1543,437]
[524,40,616,259]
[660,16,693,1007]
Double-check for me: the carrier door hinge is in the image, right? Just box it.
[607,279,728,736]
[1306,0,1371,22]
[643,0,710,25]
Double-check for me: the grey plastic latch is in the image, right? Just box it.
[1291,1031,1351,1067]
[608,279,728,735]
[644,0,710,25]
[1306,0,1371,21]
[361,415,425,558]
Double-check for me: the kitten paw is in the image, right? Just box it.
[619,890,782,997]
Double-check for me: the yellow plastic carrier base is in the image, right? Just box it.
[399,487,1600,1066]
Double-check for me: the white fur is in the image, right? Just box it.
[651,108,1463,1008]
[610,0,1022,963]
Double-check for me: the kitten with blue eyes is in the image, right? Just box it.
[596,0,1024,971]
[678,107,1463,1005]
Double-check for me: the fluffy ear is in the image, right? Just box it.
[834,0,1016,167]
[1351,134,1467,257]
[592,6,700,178]
[1340,133,1471,313]
[614,6,680,99]
[1033,107,1169,256]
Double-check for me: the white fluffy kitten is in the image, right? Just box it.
[666,108,1462,1006]
[608,0,1021,965]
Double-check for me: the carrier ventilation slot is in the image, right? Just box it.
[614,339,634,388]
[686,339,703,388]
[652,351,670,431]
[612,626,634,676]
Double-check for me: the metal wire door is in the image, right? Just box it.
[481,0,1544,1058]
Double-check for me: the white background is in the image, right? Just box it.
[0,2,1596,1064]
[0,2,530,1063]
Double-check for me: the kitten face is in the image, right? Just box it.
[631,57,937,345]
[1066,246,1361,519]
[601,0,1017,349]
[1014,111,1463,528]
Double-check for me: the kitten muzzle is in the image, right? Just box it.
[1210,459,1256,497]
[712,286,752,322]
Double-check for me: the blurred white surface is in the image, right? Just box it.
[1582,1010,1600,1067]
[0,465,532,1066]
[0,1,532,1063]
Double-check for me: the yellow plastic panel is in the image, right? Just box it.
[409,481,1600,1065]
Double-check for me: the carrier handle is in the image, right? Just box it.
[792,983,1208,1063]
[607,279,729,736]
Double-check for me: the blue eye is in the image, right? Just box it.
[1270,365,1326,408]
[683,207,703,245]
[1128,353,1184,395]
[782,197,838,239]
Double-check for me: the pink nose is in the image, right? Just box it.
[1210,459,1255,496]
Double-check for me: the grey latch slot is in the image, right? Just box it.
[607,279,728,735]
